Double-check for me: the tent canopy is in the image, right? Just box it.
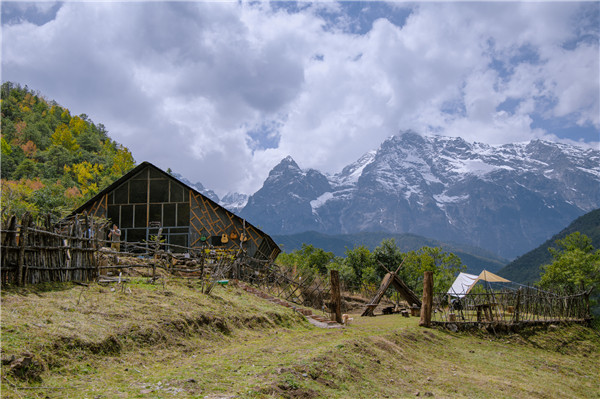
[447,270,510,298]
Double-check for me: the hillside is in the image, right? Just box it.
[273,231,508,274]
[499,209,600,283]
[1,279,598,398]
[0,82,135,219]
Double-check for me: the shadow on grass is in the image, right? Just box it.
[1,281,77,296]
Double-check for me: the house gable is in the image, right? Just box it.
[69,162,280,261]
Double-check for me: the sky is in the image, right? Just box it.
[2,1,599,197]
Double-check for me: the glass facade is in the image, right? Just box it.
[106,166,190,252]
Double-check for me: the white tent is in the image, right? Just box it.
[447,270,510,298]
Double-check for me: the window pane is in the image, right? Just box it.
[149,167,163,179]
[177,203,190,226]
[127,228,147,243]
[120,205,133,228]
[149,204,162,225]
[131,169,147,180]
[150,179,169,203]
[134,205,147,228]
[130,180,148,203]
[107,205,119,227]
[170,182,185,202]
[114,183,128,204]
[163,203,176,226]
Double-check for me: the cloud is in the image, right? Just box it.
[2,1,598,196]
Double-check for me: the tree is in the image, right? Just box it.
[51,124,79,152]
[402,246,466,293]
[276,244,335,277]
[0,179,42,218]
[64,161,104,197]
[373,238,404,279]
[539,232,600,291]
[344,246,376,289]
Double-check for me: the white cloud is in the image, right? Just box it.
[2,1,598,196]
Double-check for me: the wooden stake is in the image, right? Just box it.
[330,269,342,323]
[17,213,31,286]
[419,271,433,327]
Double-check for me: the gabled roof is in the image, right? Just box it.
[68,161,279,255]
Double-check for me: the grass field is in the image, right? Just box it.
[1,278,598,398]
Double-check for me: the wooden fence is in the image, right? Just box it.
[1,213,99,285]
[1,213,332,311]
[430,286,591,329]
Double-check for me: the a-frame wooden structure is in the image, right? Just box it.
[361,267,422,317]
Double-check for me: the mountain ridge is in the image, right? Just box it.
[240,131,600,259]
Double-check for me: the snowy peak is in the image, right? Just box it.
[172,172,220,203]
[220,192,249,214]
[241,132,600,259]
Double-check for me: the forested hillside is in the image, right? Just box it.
[1,82,135,220]
[498,209,600,283]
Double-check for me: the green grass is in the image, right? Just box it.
[1,279,598,398]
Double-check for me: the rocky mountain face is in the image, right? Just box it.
[240,131,600,259]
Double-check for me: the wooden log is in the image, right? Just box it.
[330,269,342,323]
[17,213,31,286]
[419,271,433,327]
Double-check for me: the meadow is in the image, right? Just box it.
[1,278,598,398]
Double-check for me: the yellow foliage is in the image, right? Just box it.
[65,161,104,195]
[52,124,79,152]
[0,179,42,217]
[111,145,136,177]
[69,116,87,137]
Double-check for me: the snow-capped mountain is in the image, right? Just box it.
[172,172,220,203]
[220,192,249,214]
[172,172,248,212]
[240,131,600,259]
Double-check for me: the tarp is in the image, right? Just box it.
[447,270,511,297]
[447,272,479,298]
[478,270,510,283]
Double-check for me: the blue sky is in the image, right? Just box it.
[2,1,599,196]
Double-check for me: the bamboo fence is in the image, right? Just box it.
[430,287,591,328]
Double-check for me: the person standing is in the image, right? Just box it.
[108,224,121,252]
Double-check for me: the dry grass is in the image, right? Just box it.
[1,279,599,398]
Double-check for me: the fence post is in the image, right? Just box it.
[330,269,342,323]
[514,288,521,323]
[17,213,31,286]
[419,271,433,327]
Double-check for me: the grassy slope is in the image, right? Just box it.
[1,279,598,399]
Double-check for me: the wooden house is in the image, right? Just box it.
[68,162,280,261]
